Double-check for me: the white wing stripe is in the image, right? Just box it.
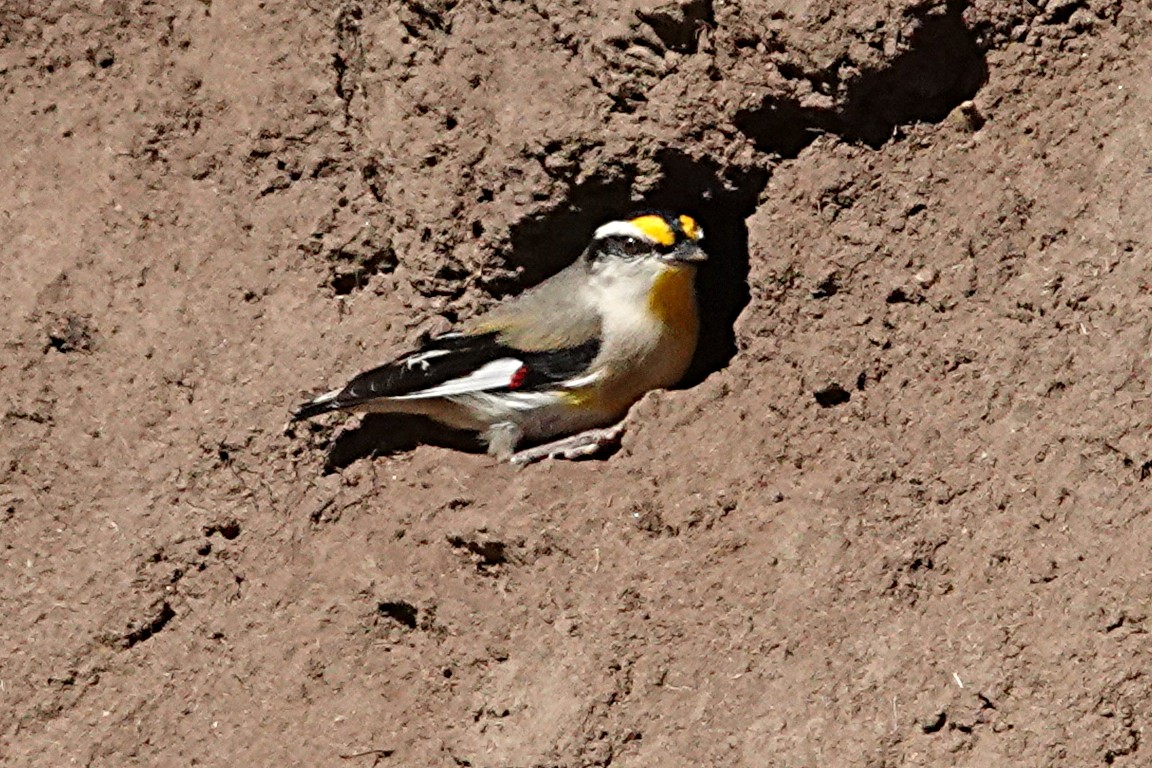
[393,358,523,399]
[560,369,604,389]
[310,387,343,405]
[403,349,452,370]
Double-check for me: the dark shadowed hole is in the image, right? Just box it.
[121,601,175,649]
[328,244,397,296]
[204,519,242,540]
[837,1,987,146]
[734,100,837,159]
[814,383,851,408]
[497,175,634,290]
[447,535,509,567]
[377,600,418,629]
[920,711,947,734]
[643,149,767,387]
[636,0,714,54]
[736,1,987,153]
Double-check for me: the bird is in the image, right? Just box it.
[292,210,707,465]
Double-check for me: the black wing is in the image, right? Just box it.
[292,331,600,420]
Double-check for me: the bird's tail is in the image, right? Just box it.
[291,388,345,421]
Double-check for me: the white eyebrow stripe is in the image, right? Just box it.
[592,220,655,242]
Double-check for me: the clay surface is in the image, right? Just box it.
[3,1,1151,765]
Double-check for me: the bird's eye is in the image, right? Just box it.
[616,236,649,258]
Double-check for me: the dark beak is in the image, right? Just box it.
[664,240,708,264]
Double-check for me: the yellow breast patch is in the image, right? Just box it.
[647,265,699,340]
[558,267,698,418]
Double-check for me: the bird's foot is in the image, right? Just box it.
[508,424,625,466]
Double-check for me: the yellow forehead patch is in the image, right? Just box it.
[679,215,702,241]
[629,215,676,247]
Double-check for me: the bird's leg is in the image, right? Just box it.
[508,423,625,466]
[484,421,523,462]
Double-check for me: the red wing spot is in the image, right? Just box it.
[509,365,528,390]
